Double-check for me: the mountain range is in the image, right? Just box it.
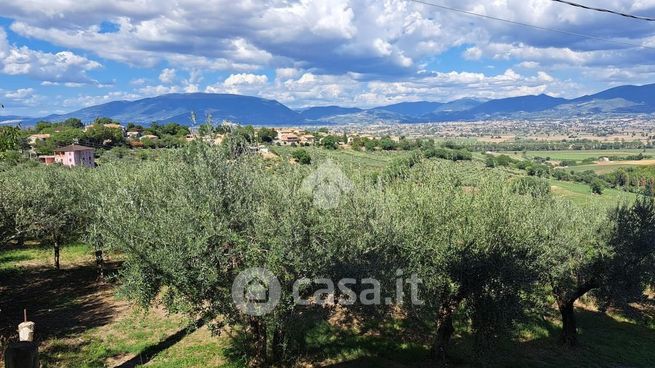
[4,83,655,127]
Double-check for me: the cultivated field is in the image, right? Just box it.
[519,149,655,161]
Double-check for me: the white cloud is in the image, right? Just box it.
[3,88,34,99]
[2,1,655,111]
[223,73,268,87]
[158,68,176,84]
[0,0,653,78]
[130,78,147,86]
[138,84,180,96]
[241,67,572,108]
[463,47,482,60]
[62,91,141,109]
[518,61,539,69]
[0,27,101,84]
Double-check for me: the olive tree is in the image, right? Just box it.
[384,161,544,364]
[91,146,360,365]
[20,167,88,268]
[538,197,655,346]
[600,198,655,310]
[0,176,17,247]
[535,200,608,346]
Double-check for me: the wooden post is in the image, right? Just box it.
[3,342,39,368]
[54,241,60,270]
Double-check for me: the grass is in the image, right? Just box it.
[0,243,229,368]
[41,309,222,368]
[0,242,93,270]
[566,161,655,174]
[143,327,229,368]
[549,179,637,207]
[7,240,651,368]
[300,306,655,368]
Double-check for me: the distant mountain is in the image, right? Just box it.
[0,116,25,126]
[299,106,363,120]
[371,101,444,117]
[468,94,567,115]
[569,84,655,114]
[432,98,487,113]
[573,84,655,105]
[39,93,303,126]
[11,83,655,126]
[317,109,410,125]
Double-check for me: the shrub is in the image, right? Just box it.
[291,149,311,165]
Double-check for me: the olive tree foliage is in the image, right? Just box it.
[0,165,89,267]
[536,197,655,347]
[90,144,378,365]
[0,176,17,247]
[534,200,609,346]
[382,161,546,363]
[600,198,655,309]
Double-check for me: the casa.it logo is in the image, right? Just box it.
[231,267,281,317]
[301,160,353,209]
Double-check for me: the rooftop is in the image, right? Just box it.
[54,144,95,153]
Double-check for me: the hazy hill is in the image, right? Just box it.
[38,93,303,126]
[12,83,655,126]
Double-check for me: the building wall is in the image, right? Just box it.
[54,150,95,168]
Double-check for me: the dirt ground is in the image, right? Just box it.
[0,261,127,362]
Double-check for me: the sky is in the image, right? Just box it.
[1,0,655,117]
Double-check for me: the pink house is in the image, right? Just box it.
[54,145,96,168]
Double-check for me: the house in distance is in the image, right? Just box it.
[51,144,96,168]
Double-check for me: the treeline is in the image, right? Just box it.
[341,135,652,153]
[1,141,653,367]
[469,138,652,152]
[32,118,191,152]
[322,135,475,161]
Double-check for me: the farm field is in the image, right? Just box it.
[272,146,412,171]
[273,147,637,208]
[496,149,655,161]
[566,160,655,174]
[549,179,638,206]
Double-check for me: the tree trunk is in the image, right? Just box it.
[554,279,598,347]
[558,299,577,347]
[269,326,284,364]
[249,319,267,366]
[95,249,104,278]
[431,306,455,367]
[53,242,60,270]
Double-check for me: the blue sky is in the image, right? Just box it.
[1,0,655,117]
